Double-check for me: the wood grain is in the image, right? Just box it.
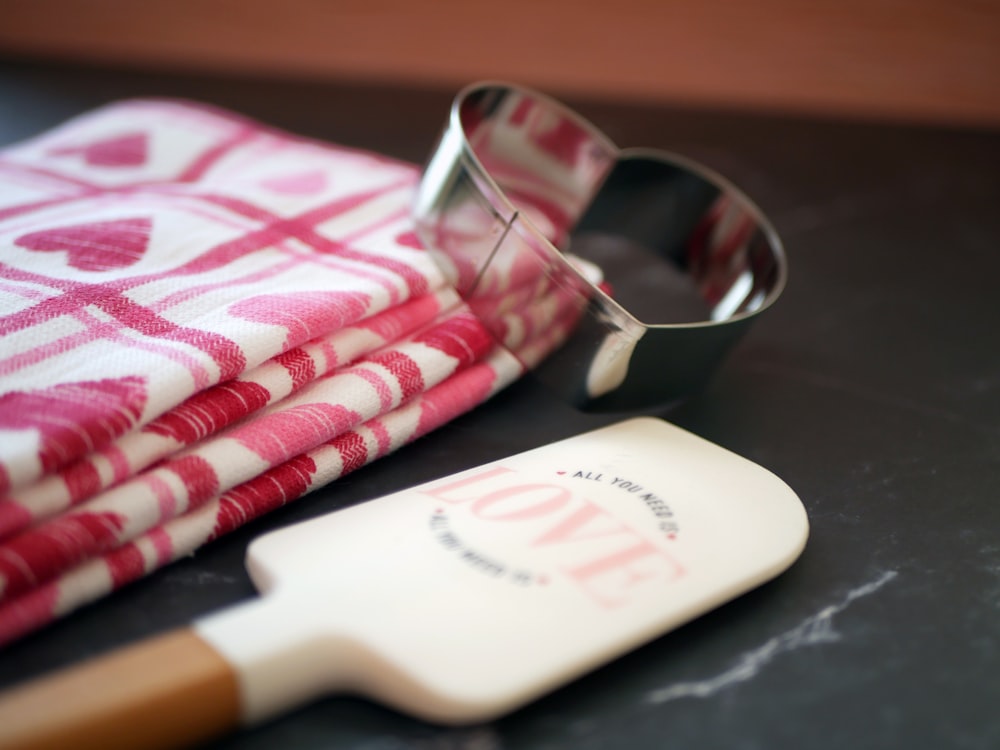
[0,0,997,127]
[0,628,240,750]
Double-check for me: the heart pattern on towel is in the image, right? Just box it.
[15,217,153,271]
[260,169,328,195]
[0,99,552,646]
[49,132,149,168]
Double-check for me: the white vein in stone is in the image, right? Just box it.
[646,570,898,704]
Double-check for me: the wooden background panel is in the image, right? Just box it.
[0,0,998,128]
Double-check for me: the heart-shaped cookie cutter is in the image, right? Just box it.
[414,82,786,411]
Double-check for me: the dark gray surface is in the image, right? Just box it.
[1,60,998,750]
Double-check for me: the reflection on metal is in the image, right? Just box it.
[414,82,787,411]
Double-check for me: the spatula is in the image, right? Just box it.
[0,418,808,750]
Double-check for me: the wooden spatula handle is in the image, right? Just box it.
[0,627,241,750]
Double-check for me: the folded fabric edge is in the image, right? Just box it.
[0,299,500,605]
[0,343,527,648]
[0,274,587,645]
[0,287,464,538]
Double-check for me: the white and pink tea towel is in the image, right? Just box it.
[0,100,576,645]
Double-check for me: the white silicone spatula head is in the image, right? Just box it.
[196,417,808,726]
[0,418,807,749]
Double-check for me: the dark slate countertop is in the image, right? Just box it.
[1,60,998,750]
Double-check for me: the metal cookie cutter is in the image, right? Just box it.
[414,82,786,411]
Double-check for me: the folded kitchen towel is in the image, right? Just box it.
[0,100,438,494]
[0,100,577,644]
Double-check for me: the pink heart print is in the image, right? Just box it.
[259,170,328,195]
[15,217,153,271]
[49,132,148,167]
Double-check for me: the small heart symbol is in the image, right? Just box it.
[556,471,566,475]
[395,230,423,249]
[260,170,328,195]
[50,132,148,167]
[16,217,153,271]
